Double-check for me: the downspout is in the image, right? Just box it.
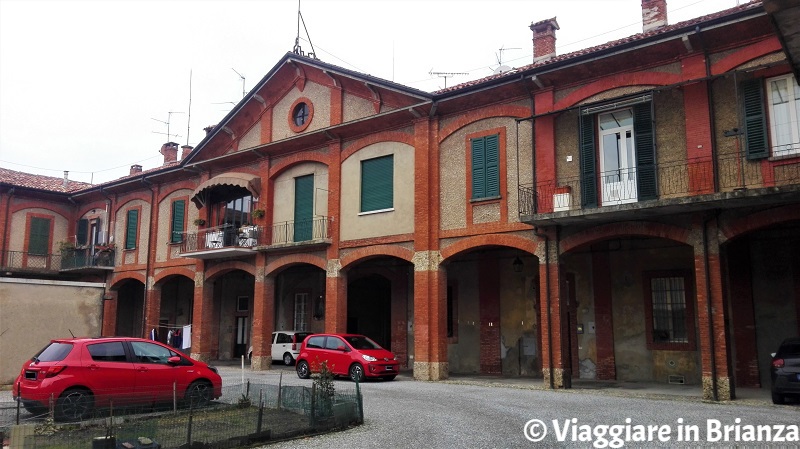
[2,187,14,256]
[141,177,156,339]
[702,211,719,401]
[696,25,720,191]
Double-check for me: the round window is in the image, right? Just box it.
[293,102,309,126]
[288,98,314,133]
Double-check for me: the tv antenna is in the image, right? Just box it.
[496,45,521,66]
[429,69,469,89]
[151,111,184,140]
[292,0,318,59]
[232,68,245,98]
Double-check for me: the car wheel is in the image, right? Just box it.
[186,381,212,409]
[772,391,785,404]
[283,353,295,366]
[296,360,311,379]
[349,363,365,383]
[55,388,93,422]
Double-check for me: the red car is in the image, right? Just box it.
[295,333,399,382]
[12,337,222,421]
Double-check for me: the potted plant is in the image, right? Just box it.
[193,218,206,226]
[251,209,265,219]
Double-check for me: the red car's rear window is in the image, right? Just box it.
[34,342,73,362]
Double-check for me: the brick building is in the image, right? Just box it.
[2,0,799,400]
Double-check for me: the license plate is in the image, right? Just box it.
[24,371,36,380]
[385,366,394,371]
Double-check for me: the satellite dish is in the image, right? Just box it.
[493,65,512,75]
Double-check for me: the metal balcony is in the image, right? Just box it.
[0,248,115,275]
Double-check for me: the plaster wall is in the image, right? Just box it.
[343,92,377,122]
[272,162,329,224]
[114,199,151,266]
[8,208,69,254]
[272,83,331,141]
[156,189,193,262]
[339,141,414,241]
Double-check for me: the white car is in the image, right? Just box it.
[248,331,313,365]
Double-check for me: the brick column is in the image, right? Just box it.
[693,220,734,400]
[412,251,448,380]
[144,285,161,342]
[727,238,759,387]
[251,262,274,370]
[190,271,214,362]
[325,259,347,333]
[102,290,119,336]
[538,237,570,388]
[592,247,616,380]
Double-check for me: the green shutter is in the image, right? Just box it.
[360,155,394,212]
[579,113,598,208]
[294,175,314,241]
[634,102,658,200]
[171,200,185,243]
[76,219,88,246]
[29,217,51,255]
[471,137,486,199]
[125,209,138,249]
[742,78,768,160]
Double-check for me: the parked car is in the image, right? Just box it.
[12,337,223,421]
[771,337,800,404]
[247,331,313,365]
[295,333,399,382]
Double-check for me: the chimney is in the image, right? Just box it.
[181,145,193,160]
[203,125,215,135]
[530,18,559,63]
[642,0,668,33]
[130,164,142,175]
[160,142,179,165]
[63,170,69,187]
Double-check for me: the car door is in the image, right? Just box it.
[129,340,183,404]
[272,332,289,361]
[83,341,137,406]
[322,336,350,376]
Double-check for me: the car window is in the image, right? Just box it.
[325,337,345,350]
[130,341,176,364]
[779,342,800,357]
[306,336,324,349]
[295,333,312,343]
[344,335,381,350]
[88,342,128,362]
[34,342,73,362]
[277,333,292,344]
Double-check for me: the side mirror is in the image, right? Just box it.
[770,353,776,358]
[167,356,182,365]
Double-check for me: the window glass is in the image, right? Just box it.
[650,276,687,343]
[344,335,382,350]
[34,342,72,362]
[88,342,128,362]
[276,333,292,344]
[293,103,309,126]
[130,341,175,364]
[325,337,345,350]
[767,74,800,157]
[306,336,324,349]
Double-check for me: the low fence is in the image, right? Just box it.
[1,378,363,448]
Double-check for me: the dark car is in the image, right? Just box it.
[771,337,800,404]
[295,333,399,382]
[12,337,223,421]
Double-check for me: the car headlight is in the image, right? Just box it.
[361,354,377,362]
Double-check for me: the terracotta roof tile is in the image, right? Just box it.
[435,1,763,94]
[0,167,93,193]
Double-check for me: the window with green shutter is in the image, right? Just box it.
[294,175,314,241]
[360,155,394,213]
[76,219,88,246]
[125,209,139,249]
[742,78,768,160]
[470,134,500,200]
[29,217,51,255]
[171,200,185,243]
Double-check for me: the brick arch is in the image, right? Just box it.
[341,131,415,162]
[268,152,329,179]
[553,72,681,111]
[153,267,196,286]
[560,221,691,254]
[440,233,537,262]
[265,253,327,276]
[76,202,108,218]
[713,38,782,75]
[720,205,800,242]
[10,201,72,218]
[204,260,256,282]
[438,104,530,144]
[157,183,199,202]
[109,272,146,290]
[340,245,414,270]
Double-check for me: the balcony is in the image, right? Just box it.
[0,247,115,275]
[519,153,800,225]
[178,217,331,259]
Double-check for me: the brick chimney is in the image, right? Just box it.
[642,0,668,33]
[530,18,559,63]
[160,142,179,165]
[130,164,142,175]
[181,145,193,160]
[63,170,69,187]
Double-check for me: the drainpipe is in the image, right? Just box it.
[2,187,14,256]
[702,210,719,401]
[696,25,720,192]
[141,177,157,339]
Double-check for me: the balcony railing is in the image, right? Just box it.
[179,217,332,255]
[1,250,61,273]
[519,153,800,216]
[61,246,116,270]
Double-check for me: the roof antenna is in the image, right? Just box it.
[69,329,75,338]
[429,69,469,89]
[151,111,184,141]
[232,68,246,98]
[186,69,192,146]
[293,0,318,59]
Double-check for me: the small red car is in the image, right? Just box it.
[13,337,222,421]
[295,333,399,382]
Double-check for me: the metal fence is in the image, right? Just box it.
[1,378,362,448]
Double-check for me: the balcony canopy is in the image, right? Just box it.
[191,172,261,208]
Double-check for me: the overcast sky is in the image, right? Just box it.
[0,0,743,185]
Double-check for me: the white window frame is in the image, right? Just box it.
[294,293,309,331]
[767,73,800,157]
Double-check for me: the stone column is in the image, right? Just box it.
[325,259,347,333]
[412,251,448,381]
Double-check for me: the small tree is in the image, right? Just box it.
[312,360,335,418]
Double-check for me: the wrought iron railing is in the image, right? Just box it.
[180,224,261,253]
[261,216,331,246]
[60,246,116,270]
[519,153,800,216]
[0,250,61,273]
